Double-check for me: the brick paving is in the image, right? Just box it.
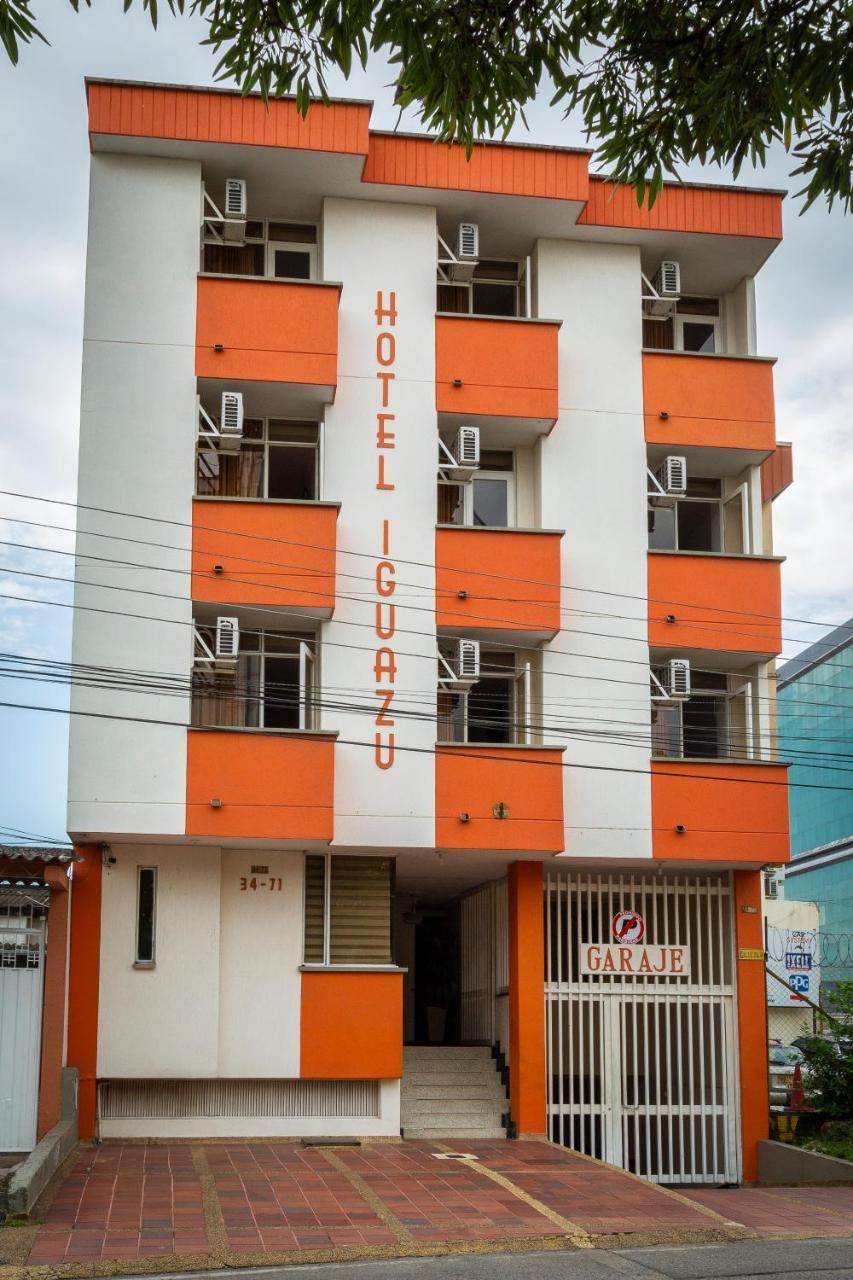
[18,1139,853,1272]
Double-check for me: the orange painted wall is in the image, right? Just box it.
[734,871,769,1181]
[643,353,776,453]
[186,730,334,841]
[648,552,782,655]
[364,134,589,201]
[436,316,559,423]
[87,81,370,154]
[37,868,70,1139]
[191,499,337,613]
[300,970,403,1078]
[436,528,562,636]
[436,747,564,852]
[66,845,102,1141]
[508,861,547,1135]
[652,761,789,863]
[580,178,783,239]
[196,277,340,387]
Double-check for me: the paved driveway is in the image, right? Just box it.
[2,1139,851,1275]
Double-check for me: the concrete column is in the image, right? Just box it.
[508,861,546,1136]
[67,845,102,1140]
[36,866,70,1138]
[734,869,769,1182]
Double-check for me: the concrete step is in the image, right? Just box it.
[403,1058,497,1074]
[402,1097,505,1118]
[403,1126,507,1140]
[402,1084,506,1101]
[404,1047,494,1061]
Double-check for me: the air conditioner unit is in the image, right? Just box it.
[653,260,680,299]
[440,638,480,690]
[651,658,691,702]
[215,616,240,670]
[223,178,247,242]
[438,425,480,483]
[649,455,687,505]
[218,391,244,453]
[449,221,479,281]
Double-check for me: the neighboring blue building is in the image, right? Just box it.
[778,621,853,987]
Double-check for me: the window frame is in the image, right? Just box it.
[675,313,721,354]
[651,671,758,761]
[191,629,319,731]
[302,852,395,968]
[196,416,322,502]
[648,482,752,555]
[438,650,531,745]
[134,866,157,968]
[437,449,517,529]
[201,217,320,281]
[266,239,318,281]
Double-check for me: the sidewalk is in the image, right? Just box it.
[1,1139,851,1277]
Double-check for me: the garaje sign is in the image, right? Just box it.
[580,943,691,976]
[579,910,691,976]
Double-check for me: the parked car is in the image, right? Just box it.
[769,1044,808,1108]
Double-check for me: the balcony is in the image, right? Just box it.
[195,276,340,406]
[651,759,789,863]
[436,526,563,642]
[300,970,403,1079]
[648,550,782,657]
[436,315,560,433]
[436,744,565,852]
[643,352,776,454]
[186,728,335,841]
[191,498,338,616]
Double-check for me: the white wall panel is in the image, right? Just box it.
[68,155,200,838]
[536,241,652,859]
[321,198,437,848]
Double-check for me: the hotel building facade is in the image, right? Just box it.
[62,79,792,1184]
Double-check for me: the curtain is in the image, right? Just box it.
[437,284,470,313]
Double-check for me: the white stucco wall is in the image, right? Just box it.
[536,240,653,858]
[68,154,200,838]
[321,198,438,849]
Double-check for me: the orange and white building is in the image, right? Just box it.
[64,78,792,1183]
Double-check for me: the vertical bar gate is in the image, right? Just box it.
[545,870,739,1184]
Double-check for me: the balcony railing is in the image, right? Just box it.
[436,743,565,852]
[651,759,789,863]
[436,314,559,430]
[436,526,563,641]
[648,551,782,656]
[643,352,776,454]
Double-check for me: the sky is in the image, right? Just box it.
[0,3,851,846]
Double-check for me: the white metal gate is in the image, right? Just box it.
[459,880,508,1045]
[0,893,46,1151]
[545,871,739,1184]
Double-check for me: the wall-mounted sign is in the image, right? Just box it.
[611,909,646,944]
[580,943,690,977]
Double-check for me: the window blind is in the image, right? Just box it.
[329,857,393,965]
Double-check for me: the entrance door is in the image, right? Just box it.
[0,909,45,1150]
[545,871,739,1184]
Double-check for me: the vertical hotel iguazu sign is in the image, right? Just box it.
[580,909,691,976]
[373,291,397,769]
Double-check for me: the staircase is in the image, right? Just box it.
[401,1046,507,1140]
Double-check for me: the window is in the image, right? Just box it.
[135,867,157,966]
[437,259,525,317]
[651,670,757,760]
[197,419,320,501]
[643,295,721,353]
[649,475,750,554]
[192,630,318,731]
[438,450,515,527]
[202,219,318,280]
[438,650,532,744]
[303,854,394,966]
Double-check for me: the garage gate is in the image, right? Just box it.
[545,871,739,1185]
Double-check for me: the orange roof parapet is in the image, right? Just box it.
[580,176,783,239]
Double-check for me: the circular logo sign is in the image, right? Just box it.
[611,909,646,945]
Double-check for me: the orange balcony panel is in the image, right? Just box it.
[648,552,782,655]
[300,971,403,1079]
[643,353,776,452]
[436,316,559,424]
[196,277,340,390]
[436,745,565,852]
[652,760,789,863]
[192,499,337,615]
[186,729,334,841]
[436,527,562,639]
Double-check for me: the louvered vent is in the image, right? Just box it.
[224,178,247,218]
[98,1078,380,1120]
[455,222,479,261]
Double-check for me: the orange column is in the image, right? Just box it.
[734,869,769,1182]
[66,845,102,1140]
[36,867,71,1138]
[507,861,547,1136]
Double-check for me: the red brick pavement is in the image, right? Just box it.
[21,1139,853,1269]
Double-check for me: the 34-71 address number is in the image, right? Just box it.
[239,877,283,891]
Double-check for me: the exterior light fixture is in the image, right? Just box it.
[659,410,669,420]
[675,824,686,834]
[210,798,223,809]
